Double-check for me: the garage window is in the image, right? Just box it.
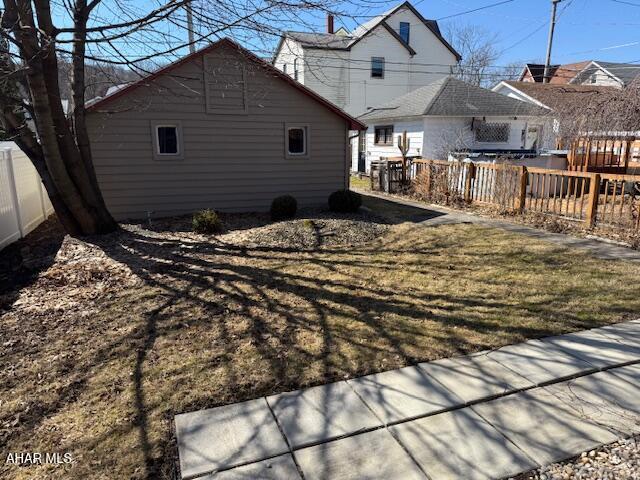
[151,122,184,160]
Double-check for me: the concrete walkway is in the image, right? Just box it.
[359,191,640,262]
[175,319,640,479]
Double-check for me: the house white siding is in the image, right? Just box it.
[572,66,623,88]
[303,49,351,109]
[273,37,305,84]
[346,28,413,115]
[359,115,547,171]
[390,7,457,90]
[274,4,458,117]
[362,119,423,171]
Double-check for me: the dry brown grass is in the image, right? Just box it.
[349,175,371,190]
[2,218,640,479]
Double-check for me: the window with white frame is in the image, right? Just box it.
[475,122,509,143]
[286,125,308,156]
[293,58,299,81]
[151,122,183,160]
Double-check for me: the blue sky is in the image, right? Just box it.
[334,0,640,66]
[54,0,640,68]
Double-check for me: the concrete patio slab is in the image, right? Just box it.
[347,365,464,424]
[610,361,640,382]
[486,339,596,385]
[198,455,302,480]
[597,321,640,346]
[266,381,380,449]
[175,398,288,479]
[294,428,426,480]
[545,368,640,435]
[472,388,618,466]
[390,407,537,480]
[419,352,534,404]
[542,329,640,369]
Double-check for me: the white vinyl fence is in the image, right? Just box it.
[0,143,54,250]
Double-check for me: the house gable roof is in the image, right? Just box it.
[576,60,640,86]
[358,76,543,122]
[498,81,618,112]
[519,61,591,84]
[277,1,460,61]
[86,38,365,130]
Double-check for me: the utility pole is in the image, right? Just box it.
[543,0,562,83]
[186,1,195,54]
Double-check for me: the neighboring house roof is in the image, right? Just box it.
[276,1,461,60]
[520,63,559,83]
[519,61,591,84]
[497,81,617,111]
[577,61,640,86]
[358,76,544,121]
[86,38,365,130]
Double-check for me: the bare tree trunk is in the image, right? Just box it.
[2,0,117,235]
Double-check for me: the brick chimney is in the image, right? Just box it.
[327,14,334,34]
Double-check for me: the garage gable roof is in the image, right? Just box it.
[86,38,365,130]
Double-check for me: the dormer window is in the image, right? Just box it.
[399,22,410,45]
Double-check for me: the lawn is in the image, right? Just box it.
[1,211,640,479]
[350,174,371,190]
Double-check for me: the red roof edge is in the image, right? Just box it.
[86,37,365,130]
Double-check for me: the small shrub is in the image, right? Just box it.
[328,190,362,213]
[302,219,315,229]
[192,209,223,233]
[271,195,297,221]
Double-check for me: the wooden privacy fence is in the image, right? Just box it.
[393,159,640,232]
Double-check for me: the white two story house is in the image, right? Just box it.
[272,1,461,117]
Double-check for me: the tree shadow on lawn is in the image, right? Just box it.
[4,217,637,480]
[82,221,634,479]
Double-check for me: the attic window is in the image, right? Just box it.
[204,55,248,114]
[475,122,510,143]
[371,57,385,79]
[399,22,410,45]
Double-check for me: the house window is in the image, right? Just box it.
[399,22,410,44]
[286,125,308,155]
[475,122,510,143]
[157,126,179,155]
[374,125,394,145]
[371,57,385,78]
[151,122,183,160]
[293,58,299,81]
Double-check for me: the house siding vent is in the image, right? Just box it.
[204,55,248,114]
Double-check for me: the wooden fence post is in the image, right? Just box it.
[518,165,528,213]
[585,173,601,227]
[386,161,391,193]
[464,161,475,203]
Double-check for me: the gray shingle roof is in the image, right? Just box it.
[284,31,353,49]
[358,77,544,121]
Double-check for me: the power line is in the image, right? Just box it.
[611,0,640,6]
[436,0,516,21]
